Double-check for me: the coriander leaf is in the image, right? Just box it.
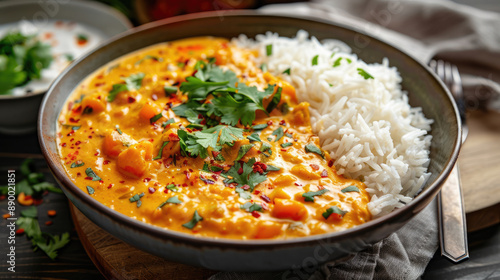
[166,196,182,204]
[283,68,291,75]
[272,127,284,142]
[171,100,202,118]
[166,184,178,192]
[357,68,374,79]
[341,185,360,193]
[135,55,162,65]
[182,210,203,229]
[20,158,34,176]
[266,44,273,56]
[35,232,71,260]
[240,202,262,212]
[86,186,94,195]
[235,188,252,199]
[153,141,169,160]
[252,123,268,130]
[312,55,319,66]
[71,161,84,168]
[162,118,175,127]
[247,133,261,142]
[235,144,255,161]
[193,130,218,149]
[266,165,281,171]
[209,166,223,172]
[202,163,210,172]
[107,83,128,102]
[150,113,163,124]
[281,142,293,148]
[32,182,63,194]
[305,143,325,158]
[322,206,348,219]
[124,72,145,90]
[332,57,352,67]
[266,87,282,113]
[260,63,267,72]
[180,76,228,100]
[260,142,272,153]
[115,125,123,134]
[225,158,266,191]
[21,206,38,218]
[212,93,261,126]
[302,189,329,202]
[85,168,101,181]
[164,85,178,94]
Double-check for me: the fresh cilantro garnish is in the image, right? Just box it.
[240,202,262,212]
[0,32,53,94]
[322,206,348,219]
[341,185,360,193]
[235,188,252,199]
[86,186,94,195]
[235,144,254,161]
[302,189,329,202]
[153,141,169,160]
[281,142,293,148]
[266,44,273,56]
[135,55,162,65]
[162,118,175,127]
[77,34,88,42]
[17,207,70,260]
[225,158,266,192]
[272,127,284,142]
[260,63,267,72]
[305,143,325,158]
[260,142,272,156]
[85,167,101,181]
[178,125,244,158]
[182,210,203,229]
[252,124,268,130]
[158,196,183,208]
[115,125,123,135]
[70,161,84,168]
[107,72,145,102]
[266,87,282,113]
[285,132,293,138]
[202,163,210,172]
[129,192,145,207]
[312,55,319,66]
[357,68,374,79]
[164,85,178,94]
[266,165,281,171]
[166,184,178,192]
[210,166,223,172]
[283,68,291,75]
[247,133,261,142]
[332,57,352,67]
[150,113,163,124]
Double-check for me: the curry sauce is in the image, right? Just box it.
[57,37,371,239]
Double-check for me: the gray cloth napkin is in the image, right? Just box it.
[212,1,500,279]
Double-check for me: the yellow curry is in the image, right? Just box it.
[57,37,371,239]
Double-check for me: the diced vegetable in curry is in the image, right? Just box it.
[57,37,371,239]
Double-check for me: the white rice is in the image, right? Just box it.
[233,31,433,217]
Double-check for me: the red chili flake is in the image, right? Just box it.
[328,160,334,167]
[200,119,206,125]
[151,94,158,101]
[169,133,180,142]
[103,160,110,165]
[33,198,43,206]
[88,135,92,139]
[16,228,25,235]
[95,82,105,87]
[251,211,261,218]
[182,183,188,187]
[260,195,271,203]
[69,117,79,123]
[72,105,82,113]
[267,120,273,125]
[148,139,154,142]
[128,96,136,103]
[211,174,219,181]
[281,149,287,152]
[0,195,5,201]
[107,184,113,189]
[163,189,169,194]
[148,187,156,194]
[61,143,67,147]
[212,151,220,158]
[294,182,302,187]
[310,164,320,171]
[252,161,267,174]
[143,177,152,182]
[279,120,286,125]
[99,180,104,184]
[70,138,74,142]
[94,152,99,156]
[120,180,125,184]
[77,172,81,177]
[84,176,93,180]
[45,221,53,226]
[317,185,325,190]
[184,171,191,180]
[242,185,250,190]
[254,190,261,195]
[321,170,328,178]
[238,167,243,175]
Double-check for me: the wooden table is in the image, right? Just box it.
[1,109,499,279]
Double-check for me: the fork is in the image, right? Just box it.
[429,60,469,263]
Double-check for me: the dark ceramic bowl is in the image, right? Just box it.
[0,0,131,134]
[38,11,461,272]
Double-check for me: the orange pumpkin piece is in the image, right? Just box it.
[102,131,130,158]
[139,102,161,121]
[81,96,106,114]
[272,198,308,221]
[255,221,283,239]
[117,141,153,177]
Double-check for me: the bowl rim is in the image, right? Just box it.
[38,10,461,248]
[0,0,133,100]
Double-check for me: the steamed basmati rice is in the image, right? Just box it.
[234,31,433,217]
